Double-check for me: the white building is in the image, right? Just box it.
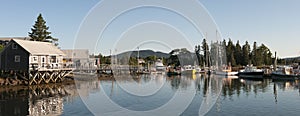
[62,49,97,69]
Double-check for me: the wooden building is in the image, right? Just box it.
[0,39,65,71]
[62,49,97,69]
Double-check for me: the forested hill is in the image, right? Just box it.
[115,50,170,58]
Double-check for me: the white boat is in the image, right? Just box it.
[215,65,238,76]
[215,70,238,76]
[154,59,165,74]
[272,66,300,79]
[181,65,196,75]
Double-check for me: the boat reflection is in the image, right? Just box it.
[1,74,300,115]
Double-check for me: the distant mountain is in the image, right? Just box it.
[282,56,300,61]
[115,50,170,58]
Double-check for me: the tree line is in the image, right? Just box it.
[195,39,274,67]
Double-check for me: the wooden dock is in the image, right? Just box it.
[28,68,73,85]
[0,68,73,85]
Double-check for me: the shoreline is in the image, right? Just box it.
[0,73,114,86]
[0,76,75,86]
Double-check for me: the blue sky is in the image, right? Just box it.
[0,0,299,58]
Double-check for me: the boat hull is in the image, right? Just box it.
[271,73,299,80]
[167,71,181,76]
[181,69,196,75]
[238,71,264,79]
[215,71,238,76]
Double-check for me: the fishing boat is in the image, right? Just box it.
[271,66,300,79]
[238,65,264,79]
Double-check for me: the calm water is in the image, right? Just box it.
[1,74,300,116]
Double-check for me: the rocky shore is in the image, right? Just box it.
[0,73,114,86]
[0,76,75,86]
[0,77,28,86]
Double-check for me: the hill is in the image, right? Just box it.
[115,50,170,58]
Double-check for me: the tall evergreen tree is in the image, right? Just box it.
[195,45,203,66]
[234,40,242,66]
[29,13,58,45]
[251,42,258,65]
[258,44,272,65]
[201,39,210,67]
[242,41,251,66]
[226,39,236,66]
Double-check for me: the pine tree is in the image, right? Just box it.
[258,44,272,65]
[252,42,258,65]
[226,39,236,66]
[195,45,202,66]
[29,13,58,45]
[242,41,251,66]
[201,39,210,67]
[234,40,242,66]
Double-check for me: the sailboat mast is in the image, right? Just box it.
[137,47,140,72]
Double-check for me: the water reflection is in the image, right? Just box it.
[1,75,300,115]
[0,83,78,116]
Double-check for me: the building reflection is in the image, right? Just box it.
[0,74,296,115]
[0,83,79,116]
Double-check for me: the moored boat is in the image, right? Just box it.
[166,66,181,76]
[238,65,264,79]
[154,59,165,74]
[271,66,300,80]
[181,65,196,75]
[215,65,238,76]
[215,70,238,76]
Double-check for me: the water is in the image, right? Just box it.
[1,74,300,116]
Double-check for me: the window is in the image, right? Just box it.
[12,43,18,49]
[15,55,20,62]
[33,57,37,62]
[51,56,57,63]
[42,57,45,62]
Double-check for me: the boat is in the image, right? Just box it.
[271,66,300,79]
[215,65,238,76]
[181,65,196,75]
[215,70,238,76]
[166,66,181,76]
[195,66,209,74]
[166,70,181,76]
[154,59,165,74]
[238,65,264,79]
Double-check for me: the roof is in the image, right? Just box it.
[13,39,65,56]
[62,49,89,59]
[0,37,31,41]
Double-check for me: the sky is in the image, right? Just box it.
[0,0,300,58]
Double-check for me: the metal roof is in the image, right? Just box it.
[0,37,31,41]
[13,39,65,56]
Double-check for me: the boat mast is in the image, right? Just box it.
[274,51,277,70]
[137,47,140,72]
[205,32,208,68]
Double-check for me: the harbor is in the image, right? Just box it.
[1,1,300,115]
[1,74,300,115]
